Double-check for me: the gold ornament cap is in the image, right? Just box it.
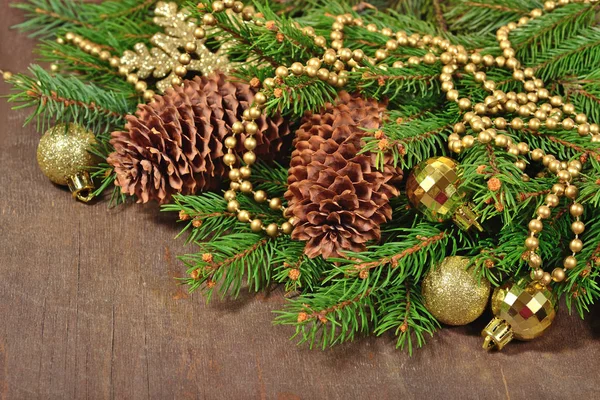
[482,278,557,351]
[36,123,98,202]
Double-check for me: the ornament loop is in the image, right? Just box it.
[67,171,96,203]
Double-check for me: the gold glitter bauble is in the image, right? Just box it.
[422,256,491,326]
[482,278,557,351]
[37,123,98,202]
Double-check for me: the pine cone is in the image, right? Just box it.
[108,74,290,203]
[285,92,402,259]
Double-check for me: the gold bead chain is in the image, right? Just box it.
[196,0,596,285]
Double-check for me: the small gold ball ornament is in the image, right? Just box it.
[482,278,557,351]
[422,256,491,326]
[36,123,98,202]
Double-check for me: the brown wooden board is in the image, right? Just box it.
[0,3,598,399]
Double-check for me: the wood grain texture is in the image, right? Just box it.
[0,4,599,400]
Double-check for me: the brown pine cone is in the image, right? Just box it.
[285,92,402,259]
[107,74,290,203]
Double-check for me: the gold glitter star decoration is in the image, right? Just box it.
[119,1,234,93]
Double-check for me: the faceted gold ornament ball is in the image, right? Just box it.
[37,124,98,186]
[422,256,491,326]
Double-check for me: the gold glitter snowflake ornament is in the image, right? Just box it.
[120,1,233,93]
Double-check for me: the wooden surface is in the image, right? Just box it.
[1,5,599,400]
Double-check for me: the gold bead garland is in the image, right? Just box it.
[190,0,596,281]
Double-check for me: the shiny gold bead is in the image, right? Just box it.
[281,222,293,235]
[327,73,339,86]
[423,53,437,64]
[266,223,279,237]
[537,205,551,219]
[440,52,454,64]
[407,56,420,65]
[531,268,545,281]
[578,123,590,136]
[449,140,463,153]
[564,256,577,270]
[542,155,555,167]
[494,135,509,148]
[462,135,475,148]
[269,197,282,210]
[230,181,240,191]
[231,121,244,134]
[546,193,560,207]
[572,220,585,235]
[550,95,563,107]
[237,210,250,223]
[223,153,237,167]
[561,118,574,130]
[531,148,545,161]
[481,54,494,66]
[227,200,240,213]
[458,98,471,110]
[474,71,486,82]
[538,88,550,99]
[381,27,393,36]
[529,252,543,269]
[557,170,572,183]
[143,90,155,102]
[441,81,454,92]
[569,160,583,171]
[314,36,326,47]
[505,100,518,112]
[330,30,343,41]
[529,219,543,233]
[570,203,584,217]
[478,130,492,144]
[263,78,275,89]
[174,65,188,77]
[248,107,261,120]
[352,49,365,62]
[194,28,206,40]
[473,103,486,115]
[483,80,496,92]
[203,13,217,26]
[135,81,147,93]
[508,145,519,156]
[275,66,289,78]
[515,160,527,170]
[590,123,600,134]
[240,180,253,193]
[229,168,241,181]
[544,1,556,11]
[565,185,579,199]
[551,268,566,283]
[224,190,237,201]
[290,62,304,76]
[516,142,529,154]
[253,190,267,203]
[241,138,255,152]
[531,8,543,17]
[375,49,388,61]
[540,272,552,286]
[545,118,558,130]
[510,118,524,130]
[250,219,263,232]
[126,73,139,84]
[254,92,267,105]
[212,1,225,11]
[305,66,317,77]
[525,236,539,250]
[562,103,575,114]
[548,160,561,173]
[453,122,466,134]
[245,121,258,135]
[551,184,565,196]
[505,57,518,70]
[179,53,192,65]
[317,68,330,81]
[570,239,583,253]
[446,90,459,102]
[592,135,600,142]
[109,57,120,68]
[303,26,315,36]
[518,106,530,117]
[568,167,580,179]
[243,151,256,165]
[240,166,252,179]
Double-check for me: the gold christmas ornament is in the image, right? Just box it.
[36,124,98,202]
[119,2,233,93]
[482,278,557,351]
[406,157,482,231]
[422,256,491,326]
